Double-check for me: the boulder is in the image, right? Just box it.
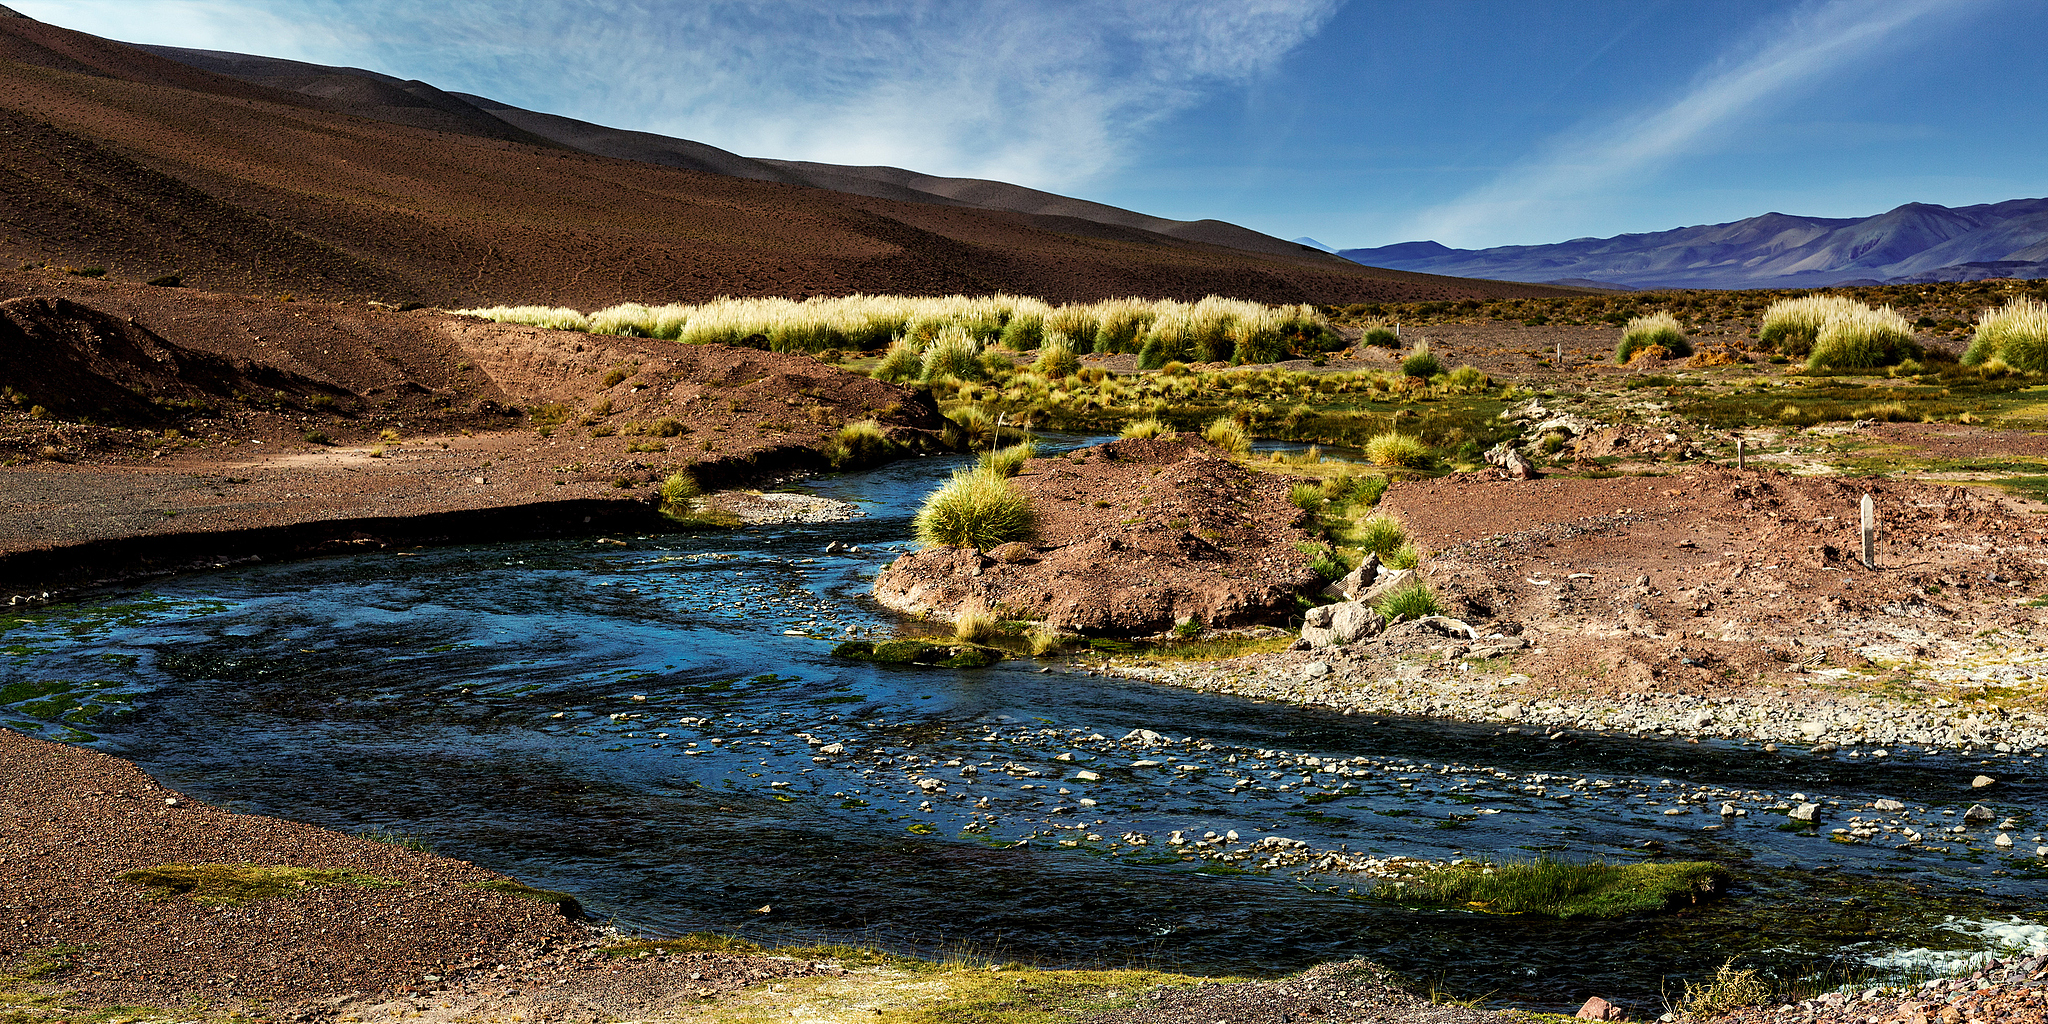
[1484,441,1538,480]
[1575,997,1623,1020]
[1300,625,1339,649]
[1321,555,1380,601]
[1789,802,1821,822]
[1301,600,1386,648]
[1963,804,1994,822]
[1357,568,1416,605]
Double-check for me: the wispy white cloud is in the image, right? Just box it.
[12,0,1339,190]
[1404,0,1967,248]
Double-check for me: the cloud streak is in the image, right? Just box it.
[1404,0,1964,248]
[14,0,1339,190]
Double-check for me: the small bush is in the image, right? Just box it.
[1359,319,1399,348]
[1356,514,1406,557]
[1364,432,1430,468]
[1373,579,1440,620]
[1399,343,1443,379]
[1119,417,1173,440]
[1443,365,1488,392]
[978,438,1037,478]
[914,467,1034,550]
[1384,543,1420,569]
[1807,305,1917,369]
[1616,312,1689,363]
[998,312,1045,351]
[1202,416,1251,456]
[1966,297,2048,373]
[948,405,997,448]
[1354,474,1390,507]
[920,326,981,382]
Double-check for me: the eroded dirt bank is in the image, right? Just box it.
[0,273,949,593]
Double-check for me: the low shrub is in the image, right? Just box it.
[1678,960,1775,1017]
[978,438,1037,478]
[1119,417,1173,440]
[914,466,1034,549]
[1373,579,1440,619]
[1615,312,1689,363]
[1807,304,1917,369]
[1364,432,1430,468]
[1202,416,1251,456]
[1444,365,1488,392]
[1399,343,1443,379]
[1965,297,2048,373]
[1359,318,1399,348]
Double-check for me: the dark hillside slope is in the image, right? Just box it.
[0,17,1584,308]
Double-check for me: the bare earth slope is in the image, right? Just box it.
[0,17,1586,309]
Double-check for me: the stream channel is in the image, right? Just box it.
[4,435,2045,1013]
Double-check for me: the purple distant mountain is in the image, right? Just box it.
[1340,199,2048,289]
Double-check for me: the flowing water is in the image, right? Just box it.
[4,439,2044,1012]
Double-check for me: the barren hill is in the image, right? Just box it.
[0,14,1583,309]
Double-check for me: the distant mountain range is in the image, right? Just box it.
[1339,199,2048,290]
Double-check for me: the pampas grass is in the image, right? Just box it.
[1119,417,1173,440]
[1202,416,1251,456]
[1759,295,1862,358]
[1365,432,1431,468]
[914,466,1034,550]
[1615,312,1689,363]
[1965,297,2048,373]
[1806,304,1916,370]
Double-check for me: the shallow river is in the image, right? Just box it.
[4,440,2044,1012]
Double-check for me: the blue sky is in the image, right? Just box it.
[15,0,2046,250]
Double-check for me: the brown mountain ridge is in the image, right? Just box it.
[0,12,1583,309]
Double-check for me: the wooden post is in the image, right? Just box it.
[1555,341,1563,364]
[1861,493,1876,569]
[1736,438,1746,471]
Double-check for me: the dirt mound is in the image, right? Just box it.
[0,295,344,425]
[1381,466,2048,698]
[872,436,1321,634]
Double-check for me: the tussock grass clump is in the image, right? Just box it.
[954,607,1001,643]
[1355,514,1406,558]
[121,863,397,904]
[1807,304,1917,369]
[1202,416,1252,456]
[978,438,1037,478]
[914,467,1034,550]
[1677,960,1774,1016]
[829,419,898,469]
[1378,858,1726,919]
[1444,365,1488,392]
[1615,312,1690,363]
[1359,318,1400,348]
[873,337,926,382]
[1373,579,1440,619]
[657,471,699,520]
[1965,297,2048,373]
[1119,417,1173,440]
[1365,431,1430,468]
[1399,343,1443,379]
[1384,543,1420,569]
[920,326,982,382]
[460,305,591,331]
[1034,335,1081,378]
[1288,482,1325,514]
[1760,294,1863,357]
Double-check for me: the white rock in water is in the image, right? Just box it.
[1789,802,1821,822]
[1972,775,1997,789]
[1121,728,1168,746]
[819,742,845,755]
[1964,804,1994,822]
[1995,833,2013,848]
[1873,798,1904,812]
[1074,770,1101,781]
[1720,802,1738,816]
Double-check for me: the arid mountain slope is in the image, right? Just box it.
[1342,199,2048,289]
[0,15,1585,308]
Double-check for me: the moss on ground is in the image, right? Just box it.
[1374,858,1728,918]
[473,879,584,918]
[118,864,398,905]
[833,639,1004,669]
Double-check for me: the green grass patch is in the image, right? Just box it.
[834,639,1004,669]
[1374,858,1727,918]
[120,863,399,904]
[474,879,585,918]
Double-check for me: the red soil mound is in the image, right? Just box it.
[873,435,1321,634]
[0,18,1588,310]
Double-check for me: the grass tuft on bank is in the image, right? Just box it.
[1374,858,1727,918]
[119,863,398,904]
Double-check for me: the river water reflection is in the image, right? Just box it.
[3,442,2042,1011]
